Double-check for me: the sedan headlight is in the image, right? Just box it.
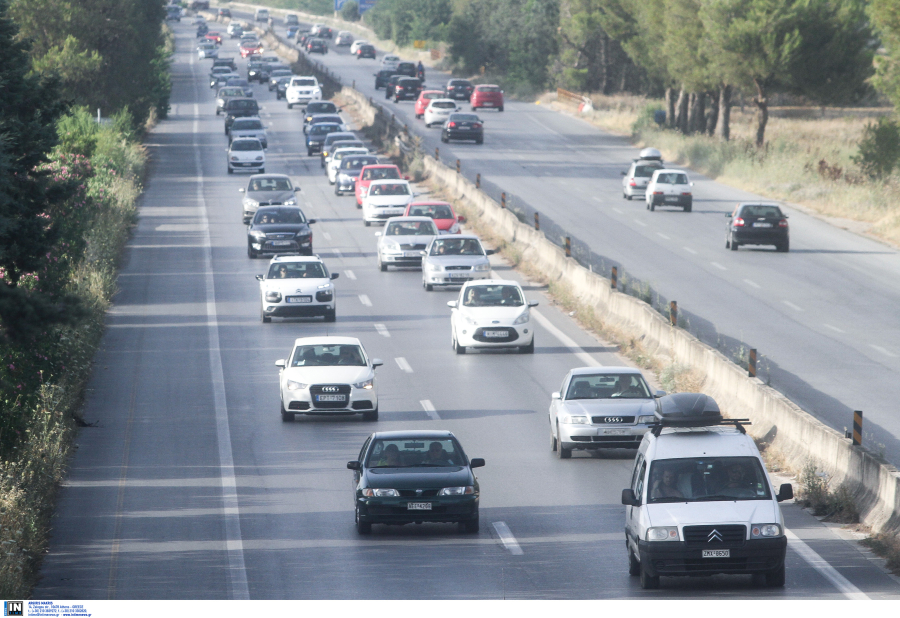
[245,198,259,208]
[472,263,490,272]
[381,241,401,253]
[286,379,307,391]
[560,414,589,424]
[439,486,474,496]
[513,310,530,325]
[638,415,656,424]
[251,231,267,239]
[362,488,399,497]
[265,291,282,302]
[426,262,442,272]
[284,199,297,206]
[751,524,782,538]
[646,526,680,541]
[353,378,374,390]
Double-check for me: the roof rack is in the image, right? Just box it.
[650,417,751,437]
[649,393,751,436]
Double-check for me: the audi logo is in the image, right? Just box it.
[604,417,623,423]
[322,386,338,392]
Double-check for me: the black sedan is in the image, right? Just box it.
[271,76,292,99]
[726,203,790,252]
[348,430,484,534]
[397,61,417,77]
[306,123,343,156]
[394,77,422,102]
[247,206,316,259]
[441,113,483,144]
[304,100,340,130]
[306,38,327,54]
[384,74,405,99]
[335,154,379,196]
[445,79,474,101]
[374,69,397,89]
[356,44,376,59]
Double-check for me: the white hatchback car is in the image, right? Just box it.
[361,179,414,226]
[422,235,492,290]
[350,40,370,54]
[424,99,460,127]
[227,138,265,174]
[327,146,369,184]
[448,280,538,354]
[376,217,439,271]
[256,255,338,323]
[381,54,400,71]
[646,169,693,212]
[286,76,322,109]
[275,336,383,422]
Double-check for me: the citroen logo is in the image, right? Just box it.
[708,529,724,543]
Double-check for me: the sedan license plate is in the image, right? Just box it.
[483,330,507,338]
[403,251,421,257]
[407,502,432,511]
[702,549,730,558]
[448,272,469,278]
[271,240,292,246]
[286,296,312,304]
[604,429,627,435]
[664,196,679,202]
[315,394,346,402]
[753,222,773,228]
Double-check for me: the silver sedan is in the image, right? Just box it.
[375,217,438,271]
[421,235,493,291]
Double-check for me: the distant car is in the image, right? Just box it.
[380,55,400,72]
[247,206,315,259]
[239,174,299,224]
[205,32,223,45]
[393,77,422,102]
[320,133,359,168]
[268,69,294,91]
[305,113,348,135]
[622,149,665,200]
[310,24,333,39]
[415,90,444,119]
[549,367,663,458]
[356,164,403,207]
[441,113,483,144]
[304,100,339,130]
[447,279,536,354]
[227,23,243,38]
[376,217,439,271]
[384,74,405,99]
[350,40,371,54]
[218,8,231,18]
[444,79,474,101]
[286,76,322,109]
[166,6,181,22]
[196,24,209,38]
[374,69,397,90]
[225,77,254,98]
[215,86,246,115]
[334,155,379,196]
[305,123,343,156]
[255,8,269,22]
[197,42,218,59]
[227,138,265,175]
[272,75,293,99]
[327,147,369,184]
[355,44,376,60]
[285,14,299,26]
[404,201,466,234]
[306,38,327,54]
[335,31,354,46]
[396,62,416,77]
[240,41,263,58]
[422,235,493,291]
[228,116,267,148]
[212,57,238,72]
[276,336,381,422]
[348,430,484,533]
[222,98,260,135]
[191,1,210,10]
[286,25,301,39]
[423,99,459,127]
[645,169,693,212]
[471,84,504,112]
[362,179,414,227]
[210,71,240,91]
[726,203,790,252]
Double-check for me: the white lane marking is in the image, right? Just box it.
[823,323,845,334]
[374,323,390,337]
[531,309,601,367]
[633,219,648,227]
[783,300,803,312]
[344,270,357,280]
[744,278,760,289]
[785,529,869,599]
[683,246,698,255]
[420,399,440,420]
[358,294,372,307]
[332,249,343,259]
[492,521,524,555]
[322,231,332,241]
[710,262,727,271]
[657,232,670,240]
[869,344,898,358]
[395,357,413,373]
[193,103,249,600]
[612,208,623,214]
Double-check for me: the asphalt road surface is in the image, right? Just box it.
[33,21,900,601]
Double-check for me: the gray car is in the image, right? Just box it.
[421,235,494,291]
[376,217,439,271]
[228,116,268,149]
[239,174,300,224]
[622,147,664,200]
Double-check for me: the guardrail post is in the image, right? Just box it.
[352,79,355,89]
[534,212,540,231]
[853,411,863,446]
[748,348,757,378]
[456,159,460,174]
[435,147,439,160]
[476,173,480,188]
[565,236,571,258]
[501,192,506,209]
[669,301,677,327]
[611,266,617,289]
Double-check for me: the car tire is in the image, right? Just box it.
[362,406,378,422]
[460,514,479,533]
[475,138,483,145]
[216,110,220,116]
[550,423,557,452]
[261,307,271,323]
[765,563,785,587]
[556,424,571,459]
[227,166,233,174]
[307,150,313,156]
[725,237,731,249]
[499,106,504,112]
[730,235,739,251]
[324,309,336,322]
[355,507,372,534]
[649,200,655,212]
[684,203,692,213]
[288,103,293,109]
[425,282,433,291]
[379,259,387,272]
[364,220,371,227]
[334,186,341,196]
[453,330,466,355]
[280,401,293,422]
[248,244,258,259]
[328,177,334,185]
[441,133,448,143]
[639,561,660,590]
[777,240,790,253]
[520,338,534,354]
[628,545,641,576]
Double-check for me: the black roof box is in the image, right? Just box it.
[654,393,723,427]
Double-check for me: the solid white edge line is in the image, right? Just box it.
[785,529,869,599]
[531,310,601,367]
[420,399,440,420]
[492,521,524,555]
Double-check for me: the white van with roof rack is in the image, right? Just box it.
[621,393,793,590]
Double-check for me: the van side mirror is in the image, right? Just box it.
[622,488,640,507]
[347,461,361,471]
[330,273,339,280]
[776,483,793,502]
[371,359,383,368]
[255,274,263,281]
[470,458,485,468]
[528,300,539,307]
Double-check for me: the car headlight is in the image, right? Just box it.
[426,262,442,272]
[646,526,680,541]
[560,414,589,424]
[284,199,297,206]
[439,486,474,496]
[251,231,267,239]
[246,199,259,209]
[751,524,782,538]
[513,310,530,325]
[638,415,656,424]
[265,291,282,302]
[286,379,306,391]
[382,241,401,253]
[362,488,399,497]
[353,378,374,390]
[473,263,490,272]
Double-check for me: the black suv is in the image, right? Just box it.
[304,101,340,130]
[374,69,397,89]
[393,77,422,102]
[397,62,417,77]
[223,98,261,135]
[306,38,327,54]
[384,74,405,99]
[726,203,790,252]
[356,44,376,60]
[445,79,474,101]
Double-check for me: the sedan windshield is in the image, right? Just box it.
[565,373,651,400]
[218,88,244,98]
[450,114,479,123]
[740,205,783,218]
[432,101,456,109]
[409,204,453,219]
[369,183,410,196]
[253,208,305,224]
[231,139,262,151]
[249,177,293,191]
[307,102,337,114]
[341,157,378,170]
[462,284,523,307]
[290,345,366,367]
[367,438,464,468]
[647,457,772,503]
[310,124,340,135]
[267,262,326,279]
[634,164,661,177]
[429,238,483,256]
[385,220,437,236]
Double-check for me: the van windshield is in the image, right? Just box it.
[647,456,771,503]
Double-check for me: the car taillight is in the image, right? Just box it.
[629,180,636,187]
[733,217,745,227]
[653,191,663,195]
[778,219,788,228]
[449,122,457,128]
[472,123,482,129]
[681,192,691,196]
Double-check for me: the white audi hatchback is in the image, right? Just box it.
[447,280,538,354]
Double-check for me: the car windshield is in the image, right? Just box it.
[310,124,340,135]
[312,115,342,124]
[647,457,772,503]
[271,70,292,77]
[249,177,293,191]
[253,208,305,224]
[362,167,400,181]
[307,102,337,114]
[369,183,410,196]
[450,81,471,88]
[232,119,263,130]
[656,172,688,185]
[461,284,523,307]
[231,139,262,151]
[386,220,437,236]
[741,205,783,218]
[342,157,377,170]
[334,149,367,161]
[219,88,243,97]
[367,438,464,468]
[290,344,366,367]
[634,164,661,178]
[227,79,250,88]
[421,92,441,100]
[565,373,651,400]
[433,101,456,109]
[409,204,453,219]
[267,261,325,279]
[400,79,419,86]
[429,238,483,256]
[229,100,258,110]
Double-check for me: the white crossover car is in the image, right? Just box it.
[448,280,538,354]
[376,217,439,271]
[350,39,370,55]
[256,255,337,323]
[361,179,414,226]
[227,138,265,174]
[422,235,493,290]
[275,336,383,422]
[286,76,322,109]
[327,146,369,184]
[380,54,400,71]
[424,99,460,127]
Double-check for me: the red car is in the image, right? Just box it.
[240,42,263,58]
[355,164,406,207]
[415,90,444,119]
[471,84,504,112]
[205,32,223,46]
[404,201,466,234]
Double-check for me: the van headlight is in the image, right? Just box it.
[560,414,588,424]
[646,527,680,541]
[513,310,530,325]
[751,524,782,538]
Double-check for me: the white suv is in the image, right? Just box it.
[286,76,322,109]
[275,336,383,422]
[256,255,338,323]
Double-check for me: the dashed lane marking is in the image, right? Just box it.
[657,232,670,240]
[823,323,845,334]
[344,270,356,280]
[744,279,761,289]
[869,344,898,358]
[783,300,803,312]
[395,357,413,373]
[492,521,523,555]
[683,246,698,255]
[358,294,372,307]
[710,262,726,271]
[633,219,648,227]
[374,324,390,337]
[420,400,440,420]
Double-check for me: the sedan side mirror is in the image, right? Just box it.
[255,274,264,281]
[330,273,339,280]
[527,300,539,307]
[293,187,300,192]
[622,488,640,507]
[404,175,411,181]
[551,392,561,400]
[307,219,316,224]
[374,231,382,237]
[725,212,731,217]
[470,458,485,469]
[776,483,794,502]
[239,188,246,193]
[447,301,458,309]
[371,358,384,368]
[485,249,495,256]
[621,171,627,175]
[654,390,666,398]
[347,461,361,471]
[275,359,286,368]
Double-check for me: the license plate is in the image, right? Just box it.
[407,502,432,511]
[403,251,422,257]
[753,222,773,228]
[604,429,627,435]
[702,549,730,558]
[483,330,507,338]
[664,196,678,202]
[286,296,312,304]
[315,394,346,402]
[448,272,469,278]
[271,240,292,246]
[482,102,494,106]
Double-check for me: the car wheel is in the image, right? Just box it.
[355,507,372,535]
[307,150,313,156]
[765,563,785,587]
[520,338,534,354]
[261,307,271,323]
[334,186,341,196]
[364,220,371,227]
[628,545,641,576]
[777,240,790,253]
[362,407,378,422]
[460,513,479,533]
[725,237,731,249]
[328,177,335,185]
[684,203,692,213]
[280,401,293,422]
[227,166,233,174]
[425,282,433,291]
[475,137,483,145]
[649,200,656,212]
[550,423,557,452]
[556,424,571,459]
[730,234,739,251]
[248,244,257,259]
[499,106,504,112]
[639,561,660,590]
[287,103,293,109]
[216,110,220,116]
[324,309,336,323]
[453,330,466,354]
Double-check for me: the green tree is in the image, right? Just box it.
[340,1,360,22]
[869,0,900,109]
[557,0,636,94]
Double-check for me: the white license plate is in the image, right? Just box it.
[448,272,469,278]
[286,296,312,304]
[407,502,432,511]
[753,222,773,228]
[271,240,292,246]
[604,429,627,435]
[702,549,730,558]
[483,330,507,338]
[482,102,494,106]
[403,251,421,257]
[315,394,346,402]
[664,196,679,202]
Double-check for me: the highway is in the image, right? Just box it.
[33,20,900,600]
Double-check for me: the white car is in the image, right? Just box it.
[645,168,693,212]
[228,116,268,148]
[381,54,400,72]
[422,235,493,290]
[286,76,322,109]
[350,39,370,55]
[327,146,369,184]
[198,42,218,59]
[448,280,538,354]
[361,179,414,226]
[256,255,338,323]
[275,336,382,422]
[227,138,265,174]
[424,99,460,127]
[376,217,439,271]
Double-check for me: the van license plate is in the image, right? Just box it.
[407,502,432,510]
[665,196,678,202]
[702,549,730,558]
